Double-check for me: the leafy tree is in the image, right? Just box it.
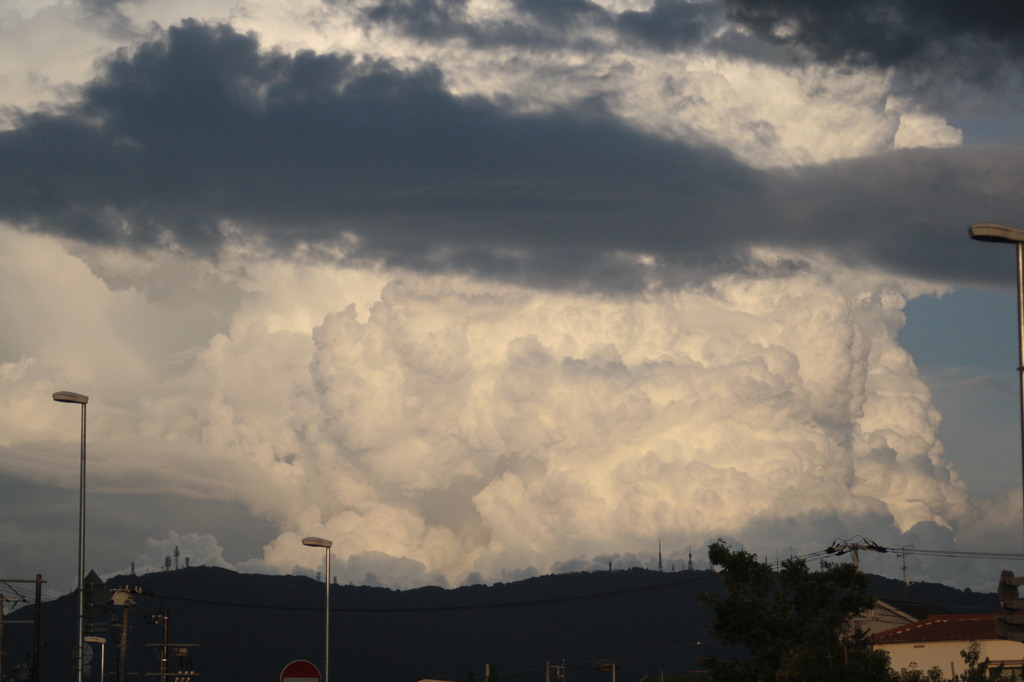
[891,665,943,681]
[698,540,893,681]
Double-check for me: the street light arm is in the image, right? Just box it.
[970,223,1024,243]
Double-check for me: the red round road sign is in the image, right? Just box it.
[280,659,322,682]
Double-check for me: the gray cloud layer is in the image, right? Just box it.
[723,0,1024,67]
[1,20,1021,292]
[359,0,723,52]
[721,0,1024,112]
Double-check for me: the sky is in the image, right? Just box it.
[3,0,1024,599]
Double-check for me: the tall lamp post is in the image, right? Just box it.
[969,223,1024,549]
[302,536,333,682]
[53,390,89,682]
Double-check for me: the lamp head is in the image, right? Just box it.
[302,536,333,548]
[53,391,89,404]
[969,223,1024,244]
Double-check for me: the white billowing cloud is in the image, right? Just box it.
[124,530,234,578]
[0,2,103,116]
[0,225,987,589]
[603,57,906,167]
[889,97,963,150]
[124,248,968,586]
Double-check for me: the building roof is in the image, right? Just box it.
[858,598,953,635]
[873,613,1000,644]
[877,598,951,622]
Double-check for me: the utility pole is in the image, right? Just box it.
[0,576,46,682]
[146,608,199,681]
[163,608,169,681]
[156,608,170,682]
[112,586,138,682]
[894,545,915,598]
[545,660,565,682]
[825,536,887,570]
[0,591,28,677]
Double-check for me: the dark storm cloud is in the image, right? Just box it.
[2,20,1023,291]
[615,0,720,52]
[723,0,1024,70]
[359,0,720,52]
[361,0,472,41]
[511,0,606,31]
[358,0,580,48]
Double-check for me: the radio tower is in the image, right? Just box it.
[687,547,694,571]
[658,539,663,572]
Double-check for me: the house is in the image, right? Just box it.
[873,613,1024,678]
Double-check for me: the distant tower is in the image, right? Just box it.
[174,546,180,570]
[131,562,136,576]
[687,547,694,571]
[658,539,663,572]
[185,557,190,568]
[899,545,914,599]
[164,555,171,571]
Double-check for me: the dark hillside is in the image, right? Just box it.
[2,566,999,682]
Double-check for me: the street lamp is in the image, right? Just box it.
[53,390,89,682]
[302,536,333,682]
[969,223,1024,548]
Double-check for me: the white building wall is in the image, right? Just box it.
[880,640,1024,679]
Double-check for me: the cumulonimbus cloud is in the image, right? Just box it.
[97,251,968,587]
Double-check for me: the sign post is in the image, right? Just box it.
[280,659,322,682]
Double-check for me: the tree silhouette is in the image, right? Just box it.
[699,540,892,681]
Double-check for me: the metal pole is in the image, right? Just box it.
[969,225,1024,549]
[33,574,42,682]
[161,608,169,682]
[77,401,87,682]
[1,595,5,677]
[1016,242,1024,551]
[325,546,330,682]
[118,601,129,682]
[301,536,333,682]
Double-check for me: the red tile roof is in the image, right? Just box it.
[873,613,1000,644]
